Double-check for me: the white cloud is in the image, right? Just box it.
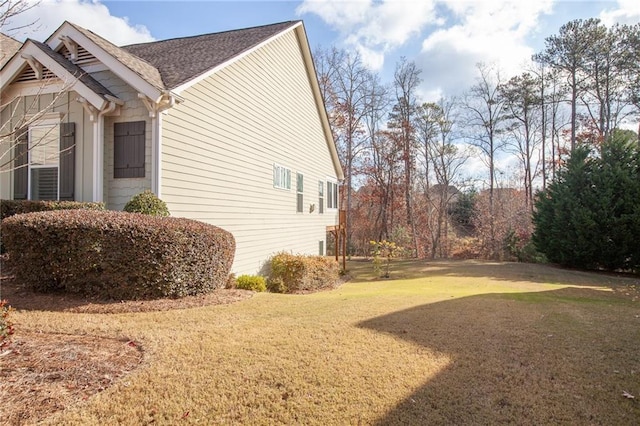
[296,0,373,30]
[599,0,640,26]
[297,0,439,70]
[2,0,154,45]
[417,0,553,99]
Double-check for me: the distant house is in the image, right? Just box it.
[0,21,344,274]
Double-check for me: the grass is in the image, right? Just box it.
[10,259,640,425]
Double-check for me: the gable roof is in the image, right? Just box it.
[0,33,22,68]
[122,21,299,90]
[1,20,343,180]
[29,39,115,100]
[0,38,117,109]
[50,22,165,93]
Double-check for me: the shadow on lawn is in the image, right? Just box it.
[0,270,252,313]
[348,258,640,287]
[359,286,640,425]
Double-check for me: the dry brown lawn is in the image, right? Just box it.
[1,258,639,425]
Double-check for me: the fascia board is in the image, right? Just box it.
[0,53,28,92]
[294,24,345,181]
[2,42,107,110]
[47,23,162,100]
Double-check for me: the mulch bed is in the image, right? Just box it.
[0,257,254,425]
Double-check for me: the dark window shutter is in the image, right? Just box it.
[59,122,75,200]
[13,128,28,200]
[114,121,145,178]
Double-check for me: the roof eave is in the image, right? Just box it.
[294,24,345,181]
[0,40,110,110]
[46,21,164,100]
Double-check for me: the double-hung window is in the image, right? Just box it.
[296,173,304,213]
[327,180,338,209]
[318,181,324,214]
[273,164,291,190]
[13,118,75,201]
[28,122,60,200]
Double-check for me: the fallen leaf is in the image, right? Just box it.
[622,391,635,399]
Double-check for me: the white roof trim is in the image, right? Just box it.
[46,22,162,101]
[294,24,344,181]
[171,22,302,95]
[0,41,107,110]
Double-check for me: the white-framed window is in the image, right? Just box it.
[318,180,324,214]
[28,120,60,200]
[273,163,291,190]
[327,180,338,209]
[296,172,304,213]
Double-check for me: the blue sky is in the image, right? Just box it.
[3,0,638,183]
[4,1,639,101]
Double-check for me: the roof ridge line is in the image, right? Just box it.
[122,20,300,48]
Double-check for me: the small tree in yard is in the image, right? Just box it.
[370,240,402,278]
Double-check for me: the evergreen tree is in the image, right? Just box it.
[533,130,640,272]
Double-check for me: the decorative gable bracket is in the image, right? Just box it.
[77,95,123,121]
[21,54,43,80]
[138,91,180,118]
[60,35,78,62]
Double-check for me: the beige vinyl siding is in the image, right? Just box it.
[161,29,339,274]
[0,90,93,201]
[91,70,152,210]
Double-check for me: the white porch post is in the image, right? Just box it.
[92,116,104,202]
[151,114,162,198]
[79,96,119,203]
[140,91,175,198]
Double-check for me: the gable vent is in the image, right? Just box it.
[15,64,56,82]
[59,44,98,66]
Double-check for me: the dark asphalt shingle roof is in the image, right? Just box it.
[30,39,115,99]
[67,22,165,90]
[122,21,299,89]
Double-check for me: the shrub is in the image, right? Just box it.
[235,275,266,292]
[450,237,482,259]
[1,210,235,300]
[0,200,105,253]
[267,253,339,293]
[0,300,14,350]
[124,190,170,216]
[226,273,237,289]
[266,277,287,293]
[0,200,105,221]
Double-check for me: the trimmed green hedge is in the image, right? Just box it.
[0,200,105,221]
[267,252,340,293]
[124,190,170,216]
[2,210,235,300]
[236,275,267,292]
[0,200,105,253]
